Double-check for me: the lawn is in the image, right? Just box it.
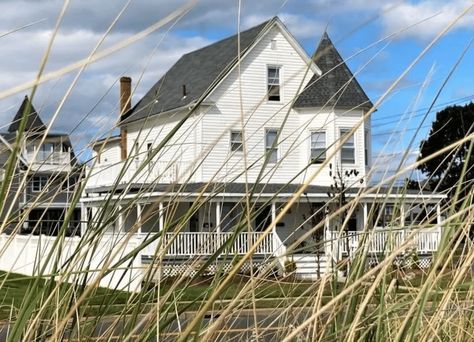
[0,264,471,321]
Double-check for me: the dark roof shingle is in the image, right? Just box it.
[8,95,47,133]
[294,32,373,110]
[121,19,275,124]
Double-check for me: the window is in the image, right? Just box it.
[39,143,54,161]
[230,131,243,152]
[146,143,153,171]
[32,176,48,192]
[265,129,279,163]
[340,129,355,164]
[267,66,281,101]
[270,39,277,50]
[62,176,78,192]
[146,143,153,159]
[134,142,139,160]
[310,131,326,163]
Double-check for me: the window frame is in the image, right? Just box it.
[266,65,282,102]
[229,130,243,152]
[265,128,279,164]
[364,129,370,166]
[310,131,327,164]
[31,176,48,193]
[340,128,356,164]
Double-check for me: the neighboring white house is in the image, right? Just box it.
[82,17,446,280]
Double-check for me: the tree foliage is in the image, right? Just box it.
[417,102,474,195]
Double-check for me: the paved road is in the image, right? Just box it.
[0,307,313,341]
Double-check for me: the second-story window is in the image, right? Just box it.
[230,131,243,152]
[32,176,48,192]
[340,129,355,164]
[267,66,281,102]
[310,131,326,164]
[265,129,279,163]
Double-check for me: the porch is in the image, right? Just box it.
[82,197,444,263]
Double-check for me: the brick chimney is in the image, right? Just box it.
[119,76,131,161]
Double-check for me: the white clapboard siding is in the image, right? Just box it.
[94,140,121,165]
[98,24,368,187]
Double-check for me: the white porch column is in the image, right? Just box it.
[159,202,164,232]
[80,203,87,236]
[271,201,277,254]
[363,203,368,229]
[215,201,221,233]
[117,206,123,233]
[136,203,142,234]
[436,202,442,225]
[400,204,405,227]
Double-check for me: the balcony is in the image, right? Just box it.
[24,150,72,171]
[85,160,194,189]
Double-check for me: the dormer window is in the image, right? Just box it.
[267,66,281,102]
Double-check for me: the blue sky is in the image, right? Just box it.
[0,0,472,178]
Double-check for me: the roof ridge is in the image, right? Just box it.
[182,17,275,57]
[122,17,277,124]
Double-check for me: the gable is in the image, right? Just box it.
[121,19,274,125]
[120,17,320,125]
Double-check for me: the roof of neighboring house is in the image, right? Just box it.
[121,18,275,124]
[8,95,47,133]
[0,96,78,166]
[91,134,121,147]
[294,32,373,110]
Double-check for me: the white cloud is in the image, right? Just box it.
[379,0,474,40]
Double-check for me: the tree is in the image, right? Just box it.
[417,102,474,197]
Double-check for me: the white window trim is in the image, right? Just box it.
[265,128,280,164]
[364,129,370,166]
[340,128,356,165]
[229,130,243,152]
[266,65,283,103]
[310,130,327,164]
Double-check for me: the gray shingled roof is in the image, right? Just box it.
[121,18,275,124]
[294,32,373,109]
[86,181,443,198]
[8,96,47,133]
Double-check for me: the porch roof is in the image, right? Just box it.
[84,182,446,202]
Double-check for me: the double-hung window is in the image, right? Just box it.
[310,131,326,164]
[230,131,243,152]
[340,129,355,164]
[267,66,281,101]
[265,129,279,163]
[32,176,48,192]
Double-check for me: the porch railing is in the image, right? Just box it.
[325,227,441,256]
[86,160,193,188]
[139,231,274,257]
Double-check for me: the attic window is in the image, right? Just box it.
[267,66,281,102]
[271,39,277,50]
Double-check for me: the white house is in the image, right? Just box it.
[83,17,446,280]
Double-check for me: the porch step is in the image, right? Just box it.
[291,254,329,280]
